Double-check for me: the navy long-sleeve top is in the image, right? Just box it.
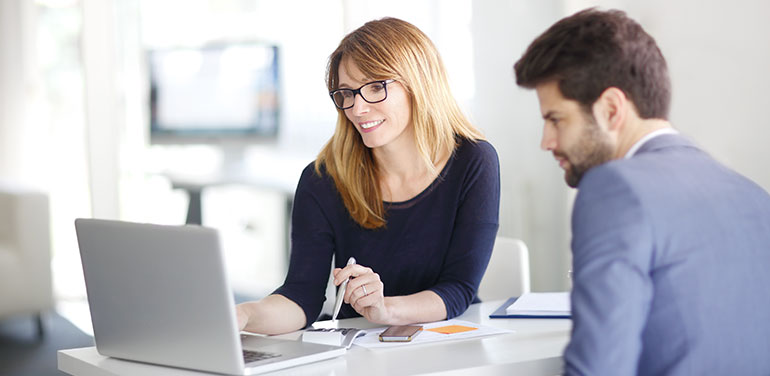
[273,138,500,326]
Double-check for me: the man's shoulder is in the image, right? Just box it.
[576,139,770,222]
[579,140,700,193]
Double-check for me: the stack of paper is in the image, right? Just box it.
[302,328,366,349]
[505,292,571,317]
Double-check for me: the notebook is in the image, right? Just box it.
[74,218,345,375]
[489,293,571,319]
[505,292,570,316]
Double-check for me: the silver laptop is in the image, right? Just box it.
[74,218,346,375]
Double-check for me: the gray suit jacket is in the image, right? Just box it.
[564,134,770,375]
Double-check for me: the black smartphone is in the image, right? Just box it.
[378,325,423,342]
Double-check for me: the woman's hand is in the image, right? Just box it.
[333,263,391,324]
[234,295,306,335]
[235,304,249,331]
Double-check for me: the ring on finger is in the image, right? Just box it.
[361,285,367,295]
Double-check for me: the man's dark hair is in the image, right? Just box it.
[514,8,671,119]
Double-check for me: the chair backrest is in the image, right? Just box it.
[477,237,531,301]
[0,181,53,318]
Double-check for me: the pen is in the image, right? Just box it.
[332,257,356,321]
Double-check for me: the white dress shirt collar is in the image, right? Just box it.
[624,128,679,159]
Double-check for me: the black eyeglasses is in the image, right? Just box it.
[329,79,396,110]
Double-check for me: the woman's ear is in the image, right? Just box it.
[592,87,628,132]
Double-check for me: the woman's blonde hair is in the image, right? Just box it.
[316,17,484,229]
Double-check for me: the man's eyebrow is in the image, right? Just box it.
[542,110,557,120]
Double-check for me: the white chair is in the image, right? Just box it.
[477,237,531,301]
[0,181,54,338]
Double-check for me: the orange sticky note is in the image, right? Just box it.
[426,325,477,334]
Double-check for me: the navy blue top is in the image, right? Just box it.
[273,139,500,326]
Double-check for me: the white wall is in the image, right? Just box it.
[0,0,35,182]
[471,1,572,292]
[606,0,770,191]
[82,0,121,220]
[472,0,770,291]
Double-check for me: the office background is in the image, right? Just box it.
[1,0,769,319]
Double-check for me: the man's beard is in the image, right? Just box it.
[559,116,614,188]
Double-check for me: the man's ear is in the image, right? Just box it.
[591,87,628,132]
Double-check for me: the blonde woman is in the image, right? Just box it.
[236,17,499,335]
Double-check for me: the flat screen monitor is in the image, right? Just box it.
[148,42,280,145]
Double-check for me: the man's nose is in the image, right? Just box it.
[540,124,557,151]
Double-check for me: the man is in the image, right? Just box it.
[514,8,770,375]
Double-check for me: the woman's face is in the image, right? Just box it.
[337,58,413,151]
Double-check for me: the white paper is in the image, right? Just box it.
[302,329,343,347]
[505,292,570,315]
[353,319,511,349]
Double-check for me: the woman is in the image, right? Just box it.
[237,17,499,334]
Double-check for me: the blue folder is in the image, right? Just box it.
[489,297,571,319]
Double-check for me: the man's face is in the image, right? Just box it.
[535,81,615,188]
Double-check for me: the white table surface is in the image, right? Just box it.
[58,299,571,376]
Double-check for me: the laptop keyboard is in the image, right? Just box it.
[243,350,281,363]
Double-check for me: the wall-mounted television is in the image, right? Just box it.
[148,42,280,145]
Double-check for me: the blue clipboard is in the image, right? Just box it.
[489,297,571,319]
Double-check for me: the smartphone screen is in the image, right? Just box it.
[378,325,423,342]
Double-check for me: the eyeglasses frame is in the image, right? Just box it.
[329,79,396,110]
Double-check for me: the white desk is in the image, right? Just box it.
[58,300,571,375]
